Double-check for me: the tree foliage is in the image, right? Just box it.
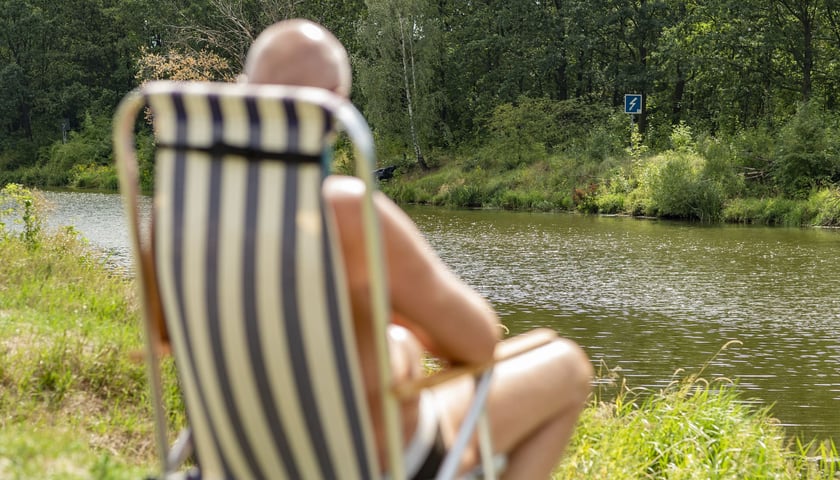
[2,0,840,195]
[357,0,444,168]
[0,0,146,171]
[135,47,235,83]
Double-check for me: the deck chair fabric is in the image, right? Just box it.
[152,82,378,480]
[114,81,504,480]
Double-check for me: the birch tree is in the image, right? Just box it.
[357,0,442,169]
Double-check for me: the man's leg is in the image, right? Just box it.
[431,336,592,478]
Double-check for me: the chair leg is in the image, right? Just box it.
[455,409,507,480]
[435,369,495,480]
[166,428,194,472]
[477,410,496,480]
[145,330,170,476]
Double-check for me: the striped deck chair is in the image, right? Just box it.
[113,81,513,480]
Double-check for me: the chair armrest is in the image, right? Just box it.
[392,328,557,399]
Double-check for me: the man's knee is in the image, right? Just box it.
[544,338,593,398]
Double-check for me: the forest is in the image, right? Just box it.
[2,0,840,222]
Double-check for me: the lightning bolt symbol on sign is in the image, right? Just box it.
[624,94,642,114]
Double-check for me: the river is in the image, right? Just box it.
[41,190,840,442]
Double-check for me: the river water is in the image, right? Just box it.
[41,191,840,442]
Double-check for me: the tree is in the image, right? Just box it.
[0,1,47,144]
[161,0,294,70]
[772,0,820,100]
[156,0,365,77]
[357,0,443,169]
[135,48,235,83]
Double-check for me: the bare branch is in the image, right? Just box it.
[164,0,302,71]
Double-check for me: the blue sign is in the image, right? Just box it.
[624,94,643,114]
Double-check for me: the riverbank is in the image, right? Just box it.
[5,107,840,228]
[2,185,837,478]
[376,151,840,228]
[359,115,840,227]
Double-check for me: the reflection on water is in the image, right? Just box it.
[40,190,151,269]
[39,191,840,442]
[406,206,840,442]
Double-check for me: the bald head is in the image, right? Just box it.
[244,19,351,97]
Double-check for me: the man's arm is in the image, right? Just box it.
[376,195,499,364]
[324,175,500,365]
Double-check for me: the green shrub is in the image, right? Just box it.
[387,168,460,206]
[626,122,649,159]
[595,192,626,214]
[590,167,636,214]
[484,97,611,158]
[573,183,600,213]
[0,183,46,248]
[669,121,696,154]
[722,198,765,223]
[650,155,697,218]
[550,191,574,210]
[479,141,546,171]
[480,96,614,170]
[811,188,840,226]
[697,135,744,198]
[732,127,776,195]
[625,188,654,216]
[496,189,553,211]
[576,113,628,162]
[447,184,484,208]
[69,164,119,190]
[724,197,815,226]
[643,152,725,222]
[44,112,114,187]
[763,198,808,226]
[773,101,840,197]
[383,182,429,204]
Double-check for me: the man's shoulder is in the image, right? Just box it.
[323,174,365,197]
[323,176,367,211]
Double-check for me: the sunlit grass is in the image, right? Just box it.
[553,348,839,479]
[1,212,184,478]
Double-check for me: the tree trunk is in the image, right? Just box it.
[398,15,429,170]
[672,64,686,123]
[802,14,813,100]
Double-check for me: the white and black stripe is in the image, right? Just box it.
[145,82,378,480]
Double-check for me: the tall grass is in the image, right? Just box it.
[723,188,840,226]
[1,186,184,479]
[380,156,577,211]
[554,343,839,479]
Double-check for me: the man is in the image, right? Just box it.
[243,19,593,479]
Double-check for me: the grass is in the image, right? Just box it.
[1,185,837,479]
[553,349,839,479]
[1,188,185,478]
